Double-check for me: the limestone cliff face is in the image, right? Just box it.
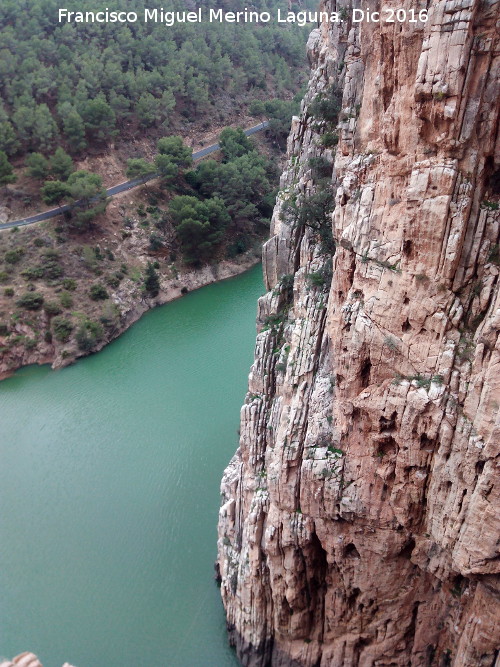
[217,1,500,665]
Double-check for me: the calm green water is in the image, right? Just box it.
[0,264,263,667]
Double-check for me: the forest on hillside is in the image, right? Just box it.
[0,0,314,157]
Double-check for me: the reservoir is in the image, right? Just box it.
[0,264,263,667]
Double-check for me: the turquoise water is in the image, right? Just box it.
[0,264,263,667]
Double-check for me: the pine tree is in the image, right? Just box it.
[63,111,87,153]
[41,180,69,206]
[50,147,74,181]
[33,104,58,152]
[26,152,50,181]
[126,158,155,182]
[144,262,160,297]
[0,150,16,187]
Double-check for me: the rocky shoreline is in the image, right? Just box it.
[0,249,260,381]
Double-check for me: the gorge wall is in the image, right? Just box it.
[217,1,500,665]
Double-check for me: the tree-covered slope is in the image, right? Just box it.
[0,0,312,156]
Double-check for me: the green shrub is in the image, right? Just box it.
[4,287,14,297]
[41,249,63,279]
[309,85,343,125]
[99,302,120,329]
[144,262,160,297]
[62,278,77,291]
[0,271,9,283]
[60,291,74,308]
[105,274,121,288]
[384,336,399,351]
[81,245,99,271]
[16,292,44,310]
[262,312,286,331]
[148,232,164,251]
[44,301,62,316]
[226,238,247,258]
[488,244,499,265]
[21,266,44,280]
[89,283,109,300]
[320,132,339,148]
[24,337,37,350]
[76,319,104,351]
[306,259,333,289]
[285,187,336,255]
[4,248,24,264]
[52,316,73,342]
[308,156,332,178]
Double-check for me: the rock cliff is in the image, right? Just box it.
[217,1,500,665]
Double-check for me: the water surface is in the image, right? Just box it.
[0,264,263,667]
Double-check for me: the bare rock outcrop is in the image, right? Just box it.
[217,1,500,665]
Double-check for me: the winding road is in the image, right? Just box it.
[0,121,269,231]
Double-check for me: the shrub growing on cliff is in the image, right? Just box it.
[76,319,104,352]
[306,259,333,289]
[308,156,332,179]
[52,316,73,342]
[144,262,160,297]
[309,85,343,125]
[488,243,499,265]
[285,188,336,255]
[262,98,301,147]
[320,132,339,148]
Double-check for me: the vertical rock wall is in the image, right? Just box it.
[218,1,500,665]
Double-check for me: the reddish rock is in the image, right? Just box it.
[218,1,500,665]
